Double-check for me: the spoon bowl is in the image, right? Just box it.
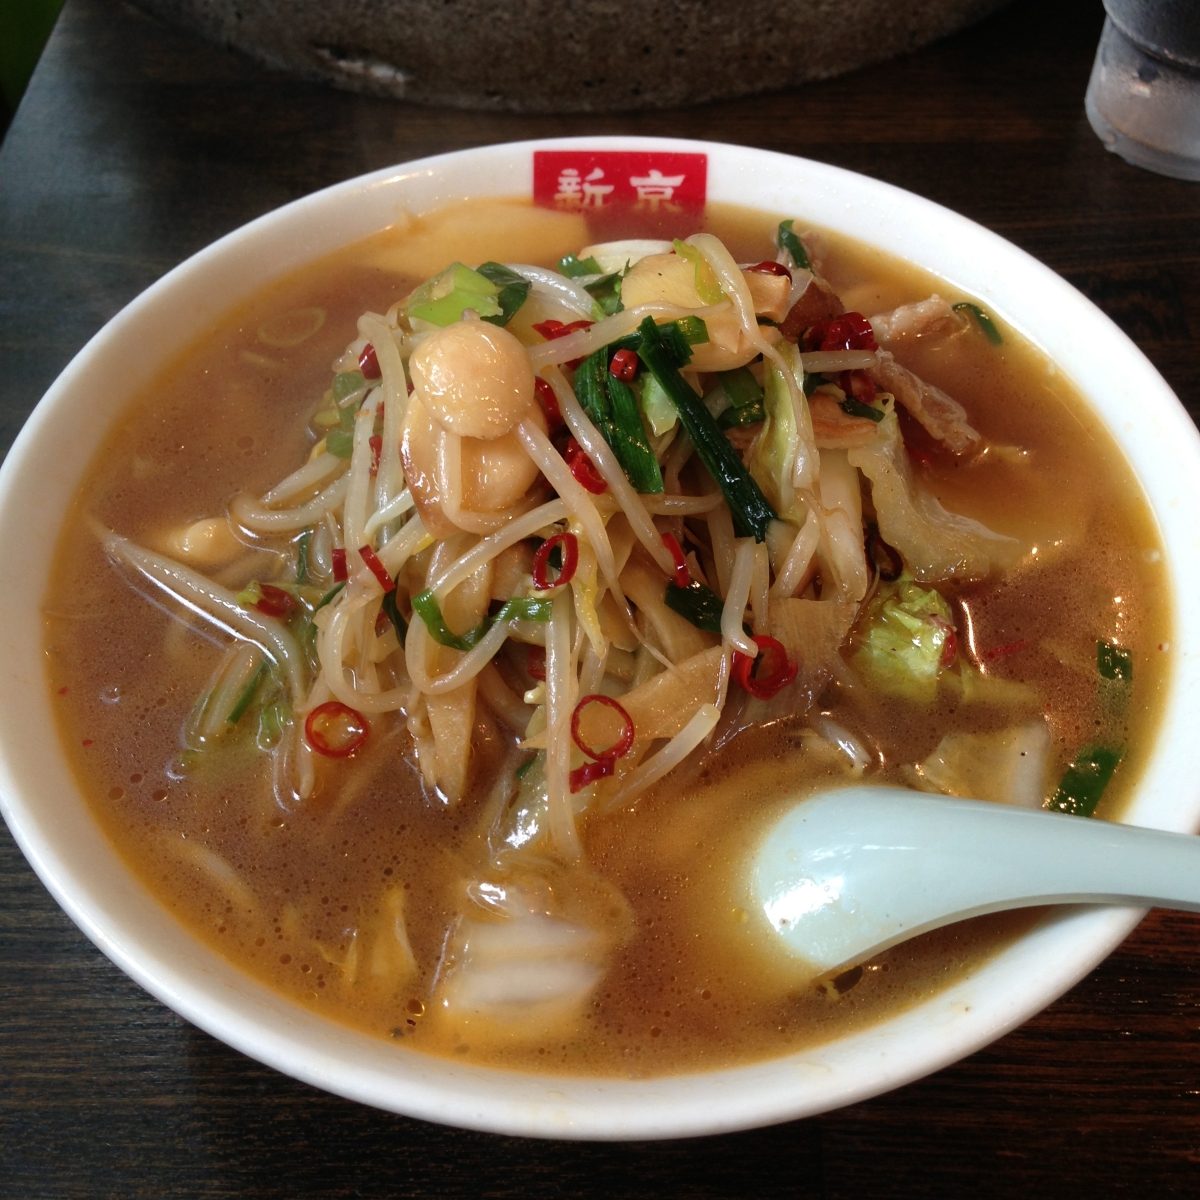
[751,785,1200,976]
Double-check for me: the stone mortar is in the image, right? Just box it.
[133,0,1012,113]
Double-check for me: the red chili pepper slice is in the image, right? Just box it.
[745,260,792,278]
[534,377,564,432]
[660,531,691,588]
[304,701,370,759]
[331,548,348,582]
[359,343,381,380]
[532,318,594,341]
[569,757,616,793]
[358,544,394,592]
[802,311,878,353]
[532,531,580,590]
[254,583,296,619]
[608,347,639,382]
[980,638,1029,664]
[571,693,636,763]
[532,319,594,369]
[564,437,607,494]
[368,433,383,477]
[732,635,798,700]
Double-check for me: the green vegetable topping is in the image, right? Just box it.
[379,587,408,641]
[325,396,359,459]
[412,591,552,652]
[851,576,955,701]
[332,370,367,401]
[405,261,530,327]
[574,348,663,494]
[715,367,766,429]
[227,661,269,726]
[952,301,1003,345]
[664,578,725,633]
[776,219,811,269]
[475,261,532,325]
[557,253,624,316]
[558,253,604,278]
[586,271,624,316]
[1047,745,1123,817]
[672,239,724,304]
[1097,639,1133,683]
[635,316,777,542]
[839,396,885,422]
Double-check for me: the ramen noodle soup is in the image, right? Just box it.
[45,199,1168,1075]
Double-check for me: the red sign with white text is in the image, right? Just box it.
[533,151,708,214]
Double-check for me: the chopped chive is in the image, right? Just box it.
[299,581,346,656]
[412,591,551,652]
[717,403,766,429]
[227,661,269,726]
[715,366,766,428]
[1097,639,1133,683]
[575,349,663,494]
[664,579,725,633]
[312,582,345,613]
[379,587,408,641]
[776,219,811,269]
[674,314,710,347]
[720,366,764,409]
[1046,745,1123,817]
[635,316,777,542]
[839,397,885,422]
[952,301,1003,344]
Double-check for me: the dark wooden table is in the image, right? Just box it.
[2,1,1198,1195]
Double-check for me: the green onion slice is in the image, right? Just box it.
[575,349,663,494]
[776,219,811,269]
[379,588,408,641]
[1046,745,1123,817]
[1097,639,1133,683]
[952,301,1003,344]
[715,366,766,429]
[635,316,777,542]
[664,579,725,633]
[412,591,552,652]
[227,661,269,726]
[839,396,885,423]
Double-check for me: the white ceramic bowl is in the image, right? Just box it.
[2,137,1199,1140]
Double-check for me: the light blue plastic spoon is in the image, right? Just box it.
[751,785,1200,975]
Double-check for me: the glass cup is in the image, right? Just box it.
[1085,1,1200,181]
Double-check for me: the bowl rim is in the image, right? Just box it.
[2,135,1199,1140]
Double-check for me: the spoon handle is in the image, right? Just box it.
[888,795,1200,913]
[753,788,1200,974]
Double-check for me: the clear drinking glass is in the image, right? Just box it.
[1085,1,1200,181]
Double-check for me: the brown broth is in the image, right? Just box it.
[43,200,1170,1076]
